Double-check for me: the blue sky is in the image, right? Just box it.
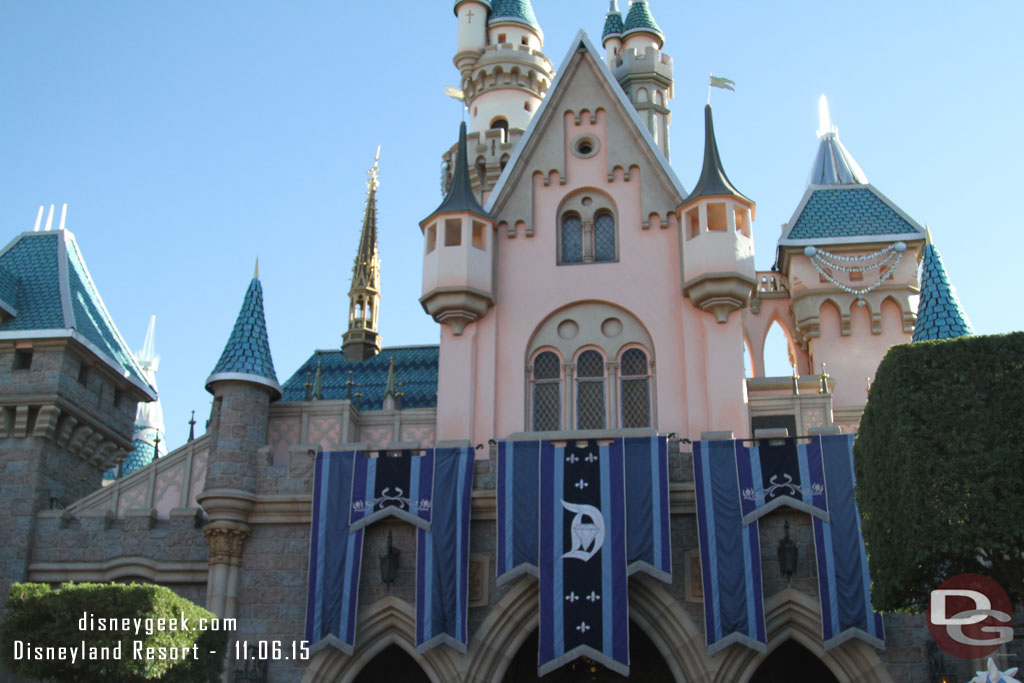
[2,1,1021,448]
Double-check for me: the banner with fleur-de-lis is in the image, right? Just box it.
[539,439,629,677]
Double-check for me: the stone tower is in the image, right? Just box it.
[342,152,383,362]
[0,210,156,618]
[199,266,281,622]
[449,0,555,199]
[611,0,673,159]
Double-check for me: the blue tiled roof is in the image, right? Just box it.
[281,346,440,410]
[0,262,20,313]
[623,0,662,37]
[0,232,151,391]
[788,188,921,241]
[208,277,279,391]
[103,432,160,480]
[913,243,973,341]
[488,0,540,30]
[603,10,624,38]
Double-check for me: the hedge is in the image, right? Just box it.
[854,332,1024,612]
[0,582,227,682]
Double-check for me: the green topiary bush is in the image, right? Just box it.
[0,582,228,682]
[854,332,1024,612]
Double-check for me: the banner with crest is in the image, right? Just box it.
[305,447,473,655]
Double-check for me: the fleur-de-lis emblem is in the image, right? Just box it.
[566,453,579,464]
[576,621,591,633]
[586,590,600,603]
[574,479,588,490]
[565,591,579,603]
[584,452,598,463]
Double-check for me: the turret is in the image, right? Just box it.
[203,266,280,493]
[912,228,973,341]
[447,0,554,199]
[679,104,756,323]
[421,122,496,335]
[612,0,673,158]
[342,151,383,362]
[601,1,624,62]
[775,96,925,419]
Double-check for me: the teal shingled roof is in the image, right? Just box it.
[206,277,280,396]
[0,231,152,393]
[912,242,973,341]
[0,262,19,314]
[623,0,663,38]
[282,346,439,409]
[787,188,922,241]
[602,1,624,38]
[488,0,540,31]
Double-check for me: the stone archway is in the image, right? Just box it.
[712,589,892,683]
[301,596,459,683]
[748,640,840,683]
[465,575,712,682]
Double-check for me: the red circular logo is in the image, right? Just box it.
[928,573,1013,659]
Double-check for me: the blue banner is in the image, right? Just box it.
[305,451,364,654]
[495,440,545,584]
[622,436,672,580]
[539,440,629,676]
[693,440,767,655]
[306,447,473,656]
[811,434,885,649]
[735,438,829,526]
[350,448,435,531]
[416,447,475,653]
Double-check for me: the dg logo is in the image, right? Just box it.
[928,574,1013,659]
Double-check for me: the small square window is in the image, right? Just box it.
[849,270,863,282]
[472,221,486,250]
[521,36,528,46]
[444,219,462,247]
[78,364,90,385]
[13,349,32,370]
[497,33,506,43]
[425,224,437,253]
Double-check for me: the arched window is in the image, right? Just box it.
[619,347,650,428]
[561,214,583,264]
[594,211,615,262]
[575,349,606,430]
[531,351,561,431]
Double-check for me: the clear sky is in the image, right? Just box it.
[2,1,1021,449]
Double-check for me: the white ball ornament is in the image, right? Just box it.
[804,246,817,256]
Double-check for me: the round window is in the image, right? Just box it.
[571,135,600,159]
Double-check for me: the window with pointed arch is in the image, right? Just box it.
[531,350,562,431]
[619,347,651,428]
[575,349,607,430]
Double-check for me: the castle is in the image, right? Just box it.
[0,1,977,681]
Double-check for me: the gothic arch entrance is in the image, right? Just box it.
[748,640,839,683]
[500,623,675,682]
[353,644,430,683]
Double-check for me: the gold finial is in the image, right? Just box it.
[865,376,872,394]
[818,362,830,395]
[791,364,800,396]
[925,224,933,246]
[367,146,381,192]
[254,258,259,279]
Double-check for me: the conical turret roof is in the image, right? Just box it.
[623,0,663,44]
[206,273,281,398]
[431,122,490,218]
[808,95,868,186]
[913,236,973,341]
[683,105,752,205]
[602,0,624,39]
[488,0,540,32]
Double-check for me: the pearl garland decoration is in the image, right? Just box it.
[804,242,906,302]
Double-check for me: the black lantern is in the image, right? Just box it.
[380,530,400,587]
[777,518,797,582]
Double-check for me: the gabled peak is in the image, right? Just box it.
[430,122,490,219]
[206,275,281,398]
[913,237,973,342]
[808,95,868,186]
[488,0,540,33]
[623,0,663,44]
[682,104,751,206]
[602,0,624,39]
